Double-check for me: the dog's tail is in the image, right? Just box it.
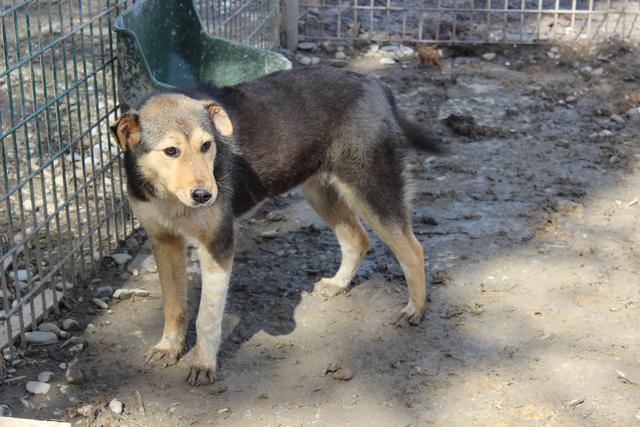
[397,113,444,153]
[382,83,444,153]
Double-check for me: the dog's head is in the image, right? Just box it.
[109,94,233,208]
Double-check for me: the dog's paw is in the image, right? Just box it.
[145,344,181,367]
[393,303,425,327]
[186,364,217,386]
[314,278,348,297]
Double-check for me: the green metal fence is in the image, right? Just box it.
[0,0,281,357]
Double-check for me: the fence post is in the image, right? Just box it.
[283,0,299,49]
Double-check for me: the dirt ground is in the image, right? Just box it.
[3,42,640,426]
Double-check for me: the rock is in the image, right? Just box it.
[38,322,62,337]
[62,318,81,331]
[598,129,613,138]
[335,51,347,60]
[37,371,55,383]
[217,407,231,418]
[110,253,132,265]
[482,52,496,61]
[332,367,354,381]
[310,56,320,65]
[380,57,396,65]
[86,323,97,334]
[109,399,124,414]
[92,298,108,309]
[209,382,228,395]
[95,285,113,299]
[611,114,625,124]
[299,56,312,66]
[66,363,84,384]
[297,42,317,51]
[25,331,58,345]
[9,269,29,281]
[69,343,84,354]
[26,381,50,394]
[0,404,11,417]
[113,288,150,299]
[627,107,640,121]
[565,95,576,103]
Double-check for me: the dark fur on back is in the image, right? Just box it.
[184,67,440,216]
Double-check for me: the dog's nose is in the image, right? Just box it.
[191,188,212,204]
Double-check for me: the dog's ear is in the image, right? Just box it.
[205,103,233,136]
[109,112,141,151]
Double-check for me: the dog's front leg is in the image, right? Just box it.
[186,229,234,386]
[145,232,187,367]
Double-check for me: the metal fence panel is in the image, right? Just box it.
[299,0,640,43]
[196,0,281,48]
[0,0,280,357]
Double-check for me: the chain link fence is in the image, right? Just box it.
[299,0,640,43]
[0,0,280,358]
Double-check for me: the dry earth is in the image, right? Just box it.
[2,42,640,426]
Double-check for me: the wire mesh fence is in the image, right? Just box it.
[0,0,280,358]
[196,0,280,48]
[299,0,640,43]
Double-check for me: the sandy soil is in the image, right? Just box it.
[2,42,640,426]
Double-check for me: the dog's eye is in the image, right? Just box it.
[201,141,212,153]
[163,147,179,157]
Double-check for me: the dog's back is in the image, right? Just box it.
[191,66,440,215]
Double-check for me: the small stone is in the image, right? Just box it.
[217,407,231,418]
[113,288,150,299]
[25,331,58,345]
[38,322,62,337]
[332,367,354,381]
[209,382,228,395]
[611,114,625,124]
[62,318,81,331]
[66,363,84,384]
[95,285,113,299]
[299,56,312,66]
[110,253,132,265]
[109,399,124,414]
[26,381,50,394]
[0,404,11,417]
[92,298,108,309]
[598,129,613,138]
[37,371,55,383]
[69,343,84,354]
[86,323,97,334]
[56,282,73,291]
[482,52,496,61]
[610,155,620,164]
[9,269,29,282]
[335,51,347,60]
[627,107,640,121]
[565,95,576,103]
[310,56,320,65]
[380,57,396,65]
[297,42,317,51]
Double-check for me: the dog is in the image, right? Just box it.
[109,66,441,385]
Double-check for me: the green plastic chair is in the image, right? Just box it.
[113,0,291,111]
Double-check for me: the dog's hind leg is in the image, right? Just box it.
[146,231,188,366]
[301,176,371,296]
[335,179,426,326]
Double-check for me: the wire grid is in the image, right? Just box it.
[299,0,640,43]
[0,0,134,356]
[195,0,281,48]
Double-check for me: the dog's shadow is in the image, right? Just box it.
[182,196,348,364]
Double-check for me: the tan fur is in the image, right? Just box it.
[301,177,371,295]
[332,178,426,323]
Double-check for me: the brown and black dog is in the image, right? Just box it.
[109,66,441,385]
